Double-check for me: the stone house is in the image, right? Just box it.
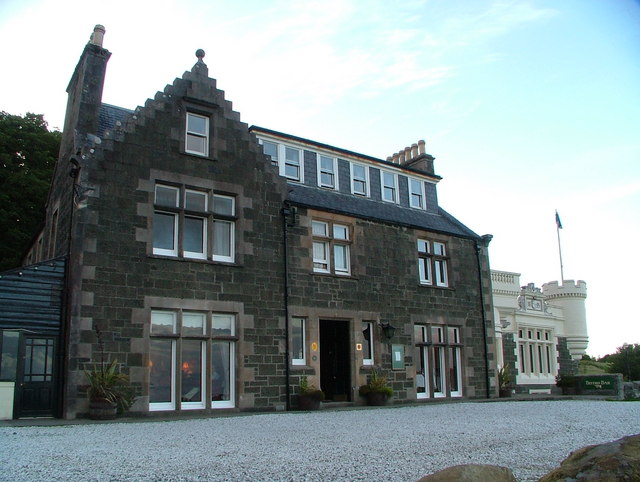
[0,26,497,419]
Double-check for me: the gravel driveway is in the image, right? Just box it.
[1,400,639,481]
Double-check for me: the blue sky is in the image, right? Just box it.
[1,0,639,357]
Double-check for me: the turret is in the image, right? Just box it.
[543,280,588,359]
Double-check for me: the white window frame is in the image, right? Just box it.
[362,321,374,366]
[448,327,463,397]
[317,154,338,190]
[381,170,399,203]
[417,239,432,285]
[284,146,303,182]
[212,194,235,263]
[260,139,279,167]
[350,162,369,197]
[211,314,236,409]
[409,178,426,210]
[415,325,430,399]
[183,189,208,260]
[332,224,350,276]
[312,221,330,273]
[149,310,177,411]
[291,317,306,366]
[153,185,180,257]
[432,326,446,398]
[185,112,209,156]
[433,242,448,287]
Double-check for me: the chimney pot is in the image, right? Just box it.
[411,143,418,159]
[418,140,426,155]
[404,146,411,162]
[90,25,105,47]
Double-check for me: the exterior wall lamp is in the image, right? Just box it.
[380,322,396,341]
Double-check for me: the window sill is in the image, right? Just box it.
[149,254,241,267]
[311,271,358,280]
[418,282,454,290]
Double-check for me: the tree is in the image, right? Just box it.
[602,344,640,381]
[0,112,61,271]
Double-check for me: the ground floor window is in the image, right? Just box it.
[517,327,555,377]
[414,324,463,398]
[149,310,236,411]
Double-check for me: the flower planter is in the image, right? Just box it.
[499,388,512,398]
[89,399,117,420]
[365,392,389,406]
[298,394,322,411]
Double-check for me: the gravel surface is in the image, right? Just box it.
[1,400,639,481]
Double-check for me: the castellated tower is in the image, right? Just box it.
[543,280,588,359]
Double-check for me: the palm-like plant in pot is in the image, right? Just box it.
[85,325,134,419]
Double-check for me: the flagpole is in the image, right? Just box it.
[555,210,564,284]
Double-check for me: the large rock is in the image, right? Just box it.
[417,464,517,481]
[539,433,640,481]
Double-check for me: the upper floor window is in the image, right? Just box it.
[351,163,369,196]
[284,147,302,182]
[418,239,449,287]
[409,178,426,209]
[153,183,235,263]
[381,171,398,203]
[318,155,337,189]
[261,140,279,166]
[185,113,209,156]
[312,220,351,275]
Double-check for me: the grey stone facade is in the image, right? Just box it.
[19,27,497,418]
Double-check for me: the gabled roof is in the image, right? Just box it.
[287,183,479,239]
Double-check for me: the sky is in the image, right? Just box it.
[1,0,639,357]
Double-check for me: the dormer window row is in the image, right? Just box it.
[257,136,431,210]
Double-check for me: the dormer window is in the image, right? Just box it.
[318,155,337,189]
[351,163,369,196]
[185,113,209,156]
[381,171,398,203]
[284,147,302,182]
[409,178,426,209]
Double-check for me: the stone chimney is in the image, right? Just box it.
[386,139,436,175]
[61,25,111,158]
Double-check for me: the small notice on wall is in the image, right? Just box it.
[391,344,404,370]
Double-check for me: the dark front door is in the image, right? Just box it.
[15,336,58,418]
[320,320,350,402]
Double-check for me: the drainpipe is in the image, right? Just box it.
[60,155,81,418]
[475,235,493,399]
[281,203,295,411]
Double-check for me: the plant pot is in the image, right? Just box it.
[365,391,389,406]
[89,399,117,420]
[298,394,322,410]
[499,387,512,398]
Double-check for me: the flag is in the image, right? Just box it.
[555,211,563,229]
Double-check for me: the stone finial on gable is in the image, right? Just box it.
[192,49,208,76]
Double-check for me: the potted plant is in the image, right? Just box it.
[85,358,134,419]
[556,373,577,395]
[297,376,324,410]
[85,325,134,419]
[359,368,393,406]
[498,365,513,398]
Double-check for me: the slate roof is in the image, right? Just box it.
[97,103,133,138]
[287,183,479,239]
[94,105,478,239]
